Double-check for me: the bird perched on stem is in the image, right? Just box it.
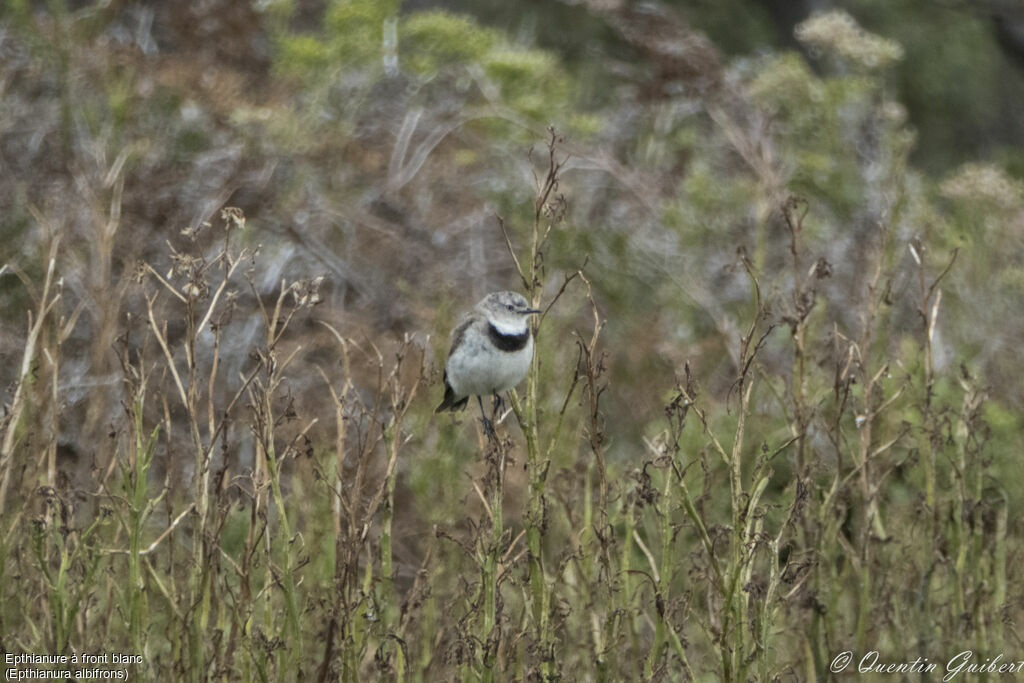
[435,291,541,435]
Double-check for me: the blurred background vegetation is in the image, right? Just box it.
[1,0,1023,679]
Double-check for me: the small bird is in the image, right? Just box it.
[435,291,541,434]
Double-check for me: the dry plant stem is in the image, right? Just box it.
[0,241,84,650]
[672,259,775,682]
[0,239,62,517]
[33,503,107,654]
[378,340,422,682]
[504,127,569,677]
[379,424,403,677]
[724,381,754,682]
[783,198,813,478]
[616,493,641,679]
[641,467,694,680]
[317,322,355,538]
[250,280,305,677]
[849,217,898,657]
[119,359,161,667]
[577,274,608,553]
[314,322,354,682]
[571,273,621,673]
[780,198,831,675]
[144,219,261,679]
[314,328,421,682]
[725,263,775,680]
[80,147,128,450]
[480,434,507,681]
[911,245,958,653]
[915,247,957,516]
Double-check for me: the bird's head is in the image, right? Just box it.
[479,291,541,332]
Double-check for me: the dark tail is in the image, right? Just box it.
[435,379,468,413]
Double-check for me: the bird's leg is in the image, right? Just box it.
[491,393,505,422]
[476,395,496,439]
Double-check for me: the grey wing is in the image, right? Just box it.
[435,315,475,413]
[447,314,475,359]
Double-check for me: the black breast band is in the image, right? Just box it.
[487,323,530,351]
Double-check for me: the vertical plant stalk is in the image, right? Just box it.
[143,210,255,679]
[0,240,62,517]
[725,380,754,682]
[33,499,107,654]
[671,257,775,682]
[910,244,959,654]
[314,330,352,683]
[502,127,569,677]
[914,246,957,516]
[782,198,815,478]
[781,198,834,677]
[126,388,160,662]
[726,259,773,681]
[378,338,421,679]
[639,465,693,679]
[249,279,313,678]
[571,273,622,674]
[847,209,901,657]
[480,436,506,681]
[315,328,422,681]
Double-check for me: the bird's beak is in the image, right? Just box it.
[521,307,542,315]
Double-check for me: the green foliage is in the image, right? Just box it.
[849,0,1005,169]
[400,11,499,75]
[681,0,1024,171]
[679,0,776,55]
[483,48,568,118]
[273,0,394,81]
[673,158,759,237]
[274,34,332,79]
[270,2,575,130]
[323,0,393,64]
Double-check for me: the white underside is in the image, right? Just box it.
[446,331,533,398]
[489,317,525,335]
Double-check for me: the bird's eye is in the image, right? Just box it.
[506,304,514,311]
